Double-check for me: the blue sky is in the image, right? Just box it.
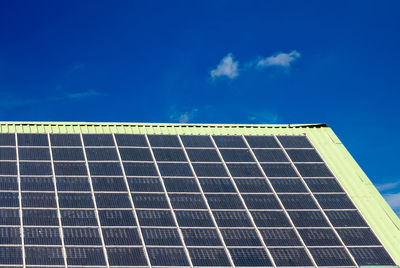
[0,1,399,214]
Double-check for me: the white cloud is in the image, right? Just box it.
[383,193,400,214]
[169,107,199,123]
[376,181,400,192]
[210,53,239,79]
[257,50,301,68]
[248,111,280,124]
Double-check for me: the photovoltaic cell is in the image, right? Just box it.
[123,162,158,176]
[227,164,264,177]
[98,210,136,226]
[0,227,21,244]
[25,247,64,265]
[132,193,169,208]
[221,229,262,246]
[136,210,175,226]
[50,134,82,146]
[24,227,61,245]
[213,211,252,227]
[277,136,313,148]
[158,163,193,177]
[147,247,189,266]
[51,148,85,161]
[118,148,153,161]
[142,228,182,246]
[53,162,87,176]
[0,192,19,207]
[242,194,281,209]
[278,194,318,209]
[245,135,280,148]
[169,194,206,209]
[18,148,50,160]
[88,162,123,176]
[22,192,56,208]
[259,229,302,246]
[181,135,213,147]
[0,147,16,160]
[269,178,307,193]
[175,211,214,227]
[153,148,186,162]
[253,149,289,162]
[325,211,368,227]
[82,134,114,146]
[128,177,163,192]
[92,177,127,192]
[186,149,221,162]
[0,209,20,225]
[95,193,131,208]
[304,178,344,193]
[56,177,90,192]
[60,210,98,226]
[219,149,254,162]
[0,176,18,190]
[0,246,22,264]
[314,194,355,209]
[85,148,119,161]
[23,209,59,226]
[261,164,298,177]
[189,248,231,266]
[234,178,272,193]
[107,247,147,266]
[206,194,244,209]
[19,162,52,175]
[348,247,395,266]
[309,247,355,267]
[269,248,313,267]
[58,193,94,208]
[192,163,227,177]
[21,177,54,191]
[0,161,17,175]
[251,211,291,227]
[298,229,342,246]
[213,135,246,148]
[0,133,16,146]
[199,178,235,192]
[229,248,272,267]
[336,228,381,246]
[115,134,147,147]
[181,228,222,246]
[102,228,142,245]
[288,211,329,227]
[63,228,101,245]
[18,134,48,146]
[66,247,106,265]
[148,135,181,147]
[295,163,333,177]
[286,149,323,162]
[163,178,200,192]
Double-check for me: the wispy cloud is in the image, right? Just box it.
[248,111,280,124]
[376,181,400,192]
[66,90,104,100]
[383,193,400,215]
[169,107,199,123]
[210,53,239,79]
[257,50,301,68]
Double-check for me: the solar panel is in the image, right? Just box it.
[0,132,395,267]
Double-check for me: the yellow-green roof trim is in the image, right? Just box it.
[1,121,399,263]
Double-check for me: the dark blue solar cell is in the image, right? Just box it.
[181,229,222,246]
[23,209,59,226]
[18,148,50,160]
[169,194,206,209]
[92,177,127,192]
[305,178,344,193]
[260,229,302,246]
[0,209,20,225]
[95,193,131,208]
[123,162,158,176]
[253,149,288,162]
[60,210,98,226]
[89,162,123,176]
[20,162,52,175]
[107,247,148,266]
[295,163,334,177]
[206,194,244,209]
[186,149,221,162]
[261,164,298,177]
[242,194,281,209]
[158,163,193,177]
[189,248,231,266]
[229,248,272,267]
[219,149,254,162]
[115,134,147,147]
[299,229,341,246]
[0,162,17,175]
[25,247,64,265]
[245,136,280,148]
[251,211,291,227]
[175,211,214,227]
[200,178,235,192]
[63,228,101,245]
[66,247,106,265]
[163,178,200,192]
[82,134,114,146]
[18,134,48,146]
[56,177,90,191]
[0,246,22,264]
[98,210,136,226]
[50,134,82,146]
[286,149,323,162]
[192,163,228,177]
[24,228,61,245]
[21,177,54,191]
[147,247,189,266]
[349,247,395,266]
[234,178,272,193]
[309,247,355,267]
[277,136,313,148]
[288,211,329,227]
[336,228,381,246]
[279,194,318,209]
[137,210,175,226]
[213,135,246,148]
[153,148,186,161]
[227,164,264,177]
[0,176,18,190]
[58,193,94,208]
[221,229,262,246]
[0,227,21,244]
[0,147,16,160]
[325,211,367,227]
[132,193,169,208]
[0,133,16,146]
[85,148,119,161]
[269,248,313,267]
[128,177,163,192]
[0,192,19,207]
[315,194,355,209]
[142,228,182,246]
[103,228,142,245]
[213,211,252,227]
[148,135,181,147]
[181,135,213,147]
[22,192,56,208]
[269,179,307,193]
[53,162,87,176]
[119,148,153,161]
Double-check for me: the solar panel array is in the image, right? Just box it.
[0,133,396,267]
